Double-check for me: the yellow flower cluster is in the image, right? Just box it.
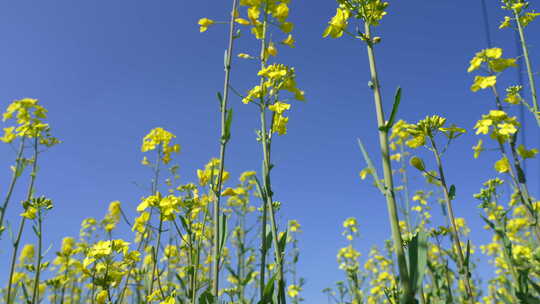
[500,0,540,29]
[323,0,389,38]
[196,158,230,187]
[243,64,304,135]
[474,110,519,143]
[467,48,517,92]
[141,127,180,164]
[404,115,465,148]
[238,0,295,41]
[1,98,59,146]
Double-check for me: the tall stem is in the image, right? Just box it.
[0,139,26,238]
[149,215,164,298]
[212,0,239,298]
[428,137,474,302]
[255,4,286,303]
[31,206,43,304]
[363,23,411,299]
[6,137,39,304]
[258,5,270,301]
[514,10,540,126]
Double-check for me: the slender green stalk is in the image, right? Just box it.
[0,139,25,238]
[363,23,411,300]
[428,137,474,302]
[255,4,286,302]
[60,255,70,304]
[212,0,239,298]
[514,9,540,126]
[149,215,165,298]
[257,5,270,301]
[6,137,39,304]
[31,206,44,304]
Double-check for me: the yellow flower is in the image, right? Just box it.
[237,53,253,59]
[141,127,179,164]
[282,34,295,48]
[235,18,250,25]
[0,127,16,143]
[467,48,503,72]
[247,6,260,22]
[499,16,512,29]
[472,139,484,159]
[485,48,503,59]
[405,135,425,148]
[88,241,113,258]
[323,8,350,38]
[96,290,108,304]
[19,244,35,263]
[520,12,540,27]
[289,220,301,232]
[488,58,517,72]
[287,284,301,298]
[268,101,291,114]
[504,85,523,104]
[272,3,289,22]
[343,217,358,229]
[20,206,37,220]
[272,114,289,135]
[497,122,517,135]
[198,18,215,33]
[221,187,237,196]
[471,75,497,92]
[266,42,278,58]
[239,171,256,183]
[494,157,511,173]
[359,167,373,180]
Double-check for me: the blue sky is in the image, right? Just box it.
[0,0,539,302]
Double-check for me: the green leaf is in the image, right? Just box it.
[463,240,471,274]
[264,229,273,254]
[257,274,276,304]
[218,214,228,257]
[357,138,385,194]
[448,185,456,201]
[278,229,288,255]
[407,230,428,295]
[198,289,216,304]
[387,87,402,130]
[217,92,223,108]
[223,108,233,142]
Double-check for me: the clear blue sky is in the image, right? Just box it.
[0,0,539,302]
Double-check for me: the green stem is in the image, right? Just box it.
[31,206,43,304]
[258,5,270,301]
[256,5,286,302]
[60,255,70,304]
[363,23,411,300]
[6,137,39,304]
[514,9,540,126]
[0,138,26,238]
[149,215,164,298]
[212,0,239,298]
[428,137,474,302]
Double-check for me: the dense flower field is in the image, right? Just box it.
[0,0,540,303]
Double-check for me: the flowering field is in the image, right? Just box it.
[0,0,540,303]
